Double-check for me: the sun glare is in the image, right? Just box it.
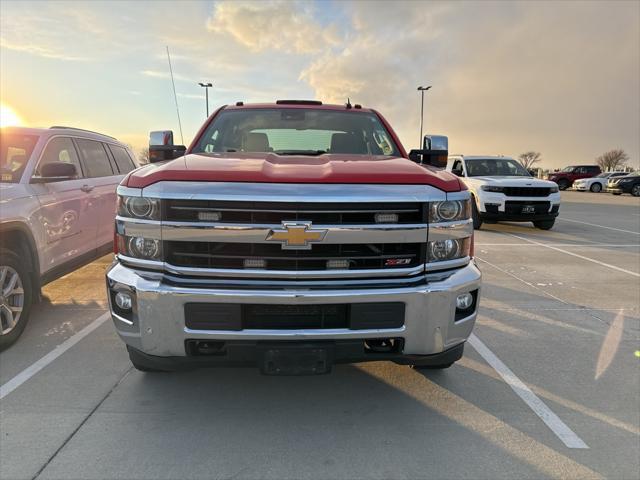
[0,104,23,127]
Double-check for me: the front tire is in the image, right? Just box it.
[590,183,602,193]
[534,220,555,230]
[632,185,640,197]
[471,198,483,230]
[0,249,33,351]
[557,179,570,190]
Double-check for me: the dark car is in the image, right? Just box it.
[547,165,601,190]
[606,173,640,196]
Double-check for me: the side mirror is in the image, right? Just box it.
[32,162,78,183]
[149,130,186,163]
[451,168,464,177]
[408,134,449,168]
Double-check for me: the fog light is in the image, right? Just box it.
[456,293,474,310]
[374,213,399,223]
[198,211,222,222]
[115,292,133,311]
[244,258,266,269]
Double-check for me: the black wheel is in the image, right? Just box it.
[590,182,602,193]
[412,362,454,370]
[632,184,640,197]
[557,179,569,190]
[0,248,33,351]
[471,197,483,230]
[533,220,555,230]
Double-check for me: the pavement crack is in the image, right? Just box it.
[31,366,133,480]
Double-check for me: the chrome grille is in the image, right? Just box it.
[166,241,425,271]
[164,200,426,224]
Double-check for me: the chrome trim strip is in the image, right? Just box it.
[183,326,407,340]
[446,190,472,201]
[429,219,474,241]
[117,254,164,271]
[164,263,426,279]
[117,186,142,197]
[161,222,428,244]
[142,182,448,203]
[425,256,470,271]
[112,312,134,326]
[117,218,162,239]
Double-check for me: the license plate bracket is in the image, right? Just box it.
[521,205,536,214]
[261,347,331,375]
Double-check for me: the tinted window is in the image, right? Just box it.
[193,109,401,157]
[0,133,38,183]
[587,166,600,173]
[108,144,136,173]
[34,137,82,178]
[75,139,114,177]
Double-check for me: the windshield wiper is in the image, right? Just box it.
[275,150,327,156]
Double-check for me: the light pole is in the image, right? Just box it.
[198,82,213,117]
[417,85,432,148]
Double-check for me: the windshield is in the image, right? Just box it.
[0,132,38,183]
[192,108,401,157]
[594,172,611,178]
[465,158,531,177]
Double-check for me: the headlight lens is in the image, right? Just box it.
[118,196,160,220]
[117,235,162,260]
[430,199,470,223]
[428,238,471,262]
[549,185,559,193]
[481,185,505,193]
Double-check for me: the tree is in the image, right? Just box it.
[596,149,629,171]
[137,147,149,165]
[518,151,542,170]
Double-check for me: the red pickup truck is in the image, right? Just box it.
[106,101,481,375]
[547,165,601,190]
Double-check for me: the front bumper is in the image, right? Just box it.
[572,184,588,191]
[106,261,481,362]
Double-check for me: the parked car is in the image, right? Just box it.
[606,172,640,196]
[572,171,629,192]
[106,101,481,374]
[0,126,138,349]
[446,155,560,230]
[547,165,601,190]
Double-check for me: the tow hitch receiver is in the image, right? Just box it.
[261,345,331,376]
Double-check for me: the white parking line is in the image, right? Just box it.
[0,312,110,400]
[504,233,640,278]
[468,333,589,449]
[558,218,640,235]
[477,243,640,247]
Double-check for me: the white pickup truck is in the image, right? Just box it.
[446,155,560,230]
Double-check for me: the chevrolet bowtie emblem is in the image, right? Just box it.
[266,222,328,250]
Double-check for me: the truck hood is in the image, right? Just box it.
[126,153,462,192]
[464,176,556,188]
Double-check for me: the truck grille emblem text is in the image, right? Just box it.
[266,222,328,250]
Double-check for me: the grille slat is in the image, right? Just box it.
[165,200,424,224]
[167,242,422,271]
[502,187,551,197]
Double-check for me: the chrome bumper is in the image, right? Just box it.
[106,261,481,358]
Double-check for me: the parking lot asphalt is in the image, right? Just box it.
[1,191,638,480]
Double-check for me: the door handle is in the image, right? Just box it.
[80,184,94,193]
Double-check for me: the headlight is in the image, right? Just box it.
[549,185,559,193]
[427,237,471,262]
[117,234,162,260]
[481,185,505,193]
[430,199,470,223]
[118,196,160,220]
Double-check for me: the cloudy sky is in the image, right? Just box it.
[1,0,638,168]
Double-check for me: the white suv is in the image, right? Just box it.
[0,126,138,349]
[446,155,560,230]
